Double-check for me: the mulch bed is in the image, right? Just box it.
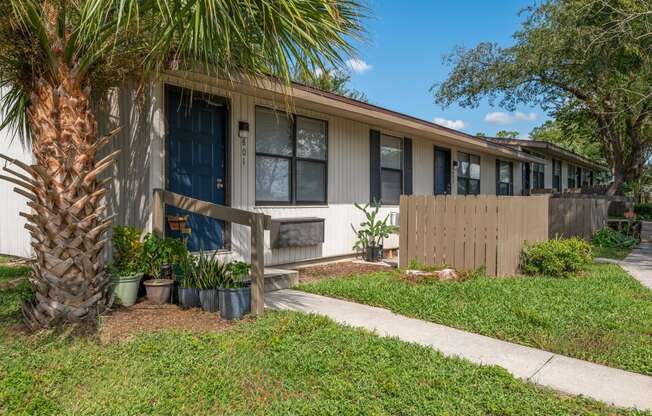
[99,300,238,343]
[297,260,393,284]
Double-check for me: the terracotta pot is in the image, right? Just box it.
[143,279,174,304]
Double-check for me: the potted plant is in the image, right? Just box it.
[108,226,143,307]
[219,261,252,320]
[351,202,397,262]
[196,250,227,312]
[176,253,200,309]
[140,233,187,304]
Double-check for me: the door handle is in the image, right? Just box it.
[216,179,224,189]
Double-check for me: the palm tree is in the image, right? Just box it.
[0,0,364,330]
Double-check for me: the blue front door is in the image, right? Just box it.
[166,87,227,251]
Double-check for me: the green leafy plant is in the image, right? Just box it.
[521,238,592,278]
[592,228,637,249]
[634,203,652,221]
[221,261,251,289]
[351,202,397,251]
[109,226,143,276]
[140,234,188,278]
[195,250,228,290]
[177,253,198,289]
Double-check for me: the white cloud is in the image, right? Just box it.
[484,111,538,125]
[433,117,467,130]
[346,58,372,74]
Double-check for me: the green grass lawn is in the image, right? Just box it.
[0,263,649,415]
[299,263,652,376]
[592,245,633,260]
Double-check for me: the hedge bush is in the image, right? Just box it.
[591,227,637,249]
[634,203,652,220]
[521,238,592,277]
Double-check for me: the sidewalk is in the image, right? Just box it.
[603,243,652,289]
[266,289,652,411]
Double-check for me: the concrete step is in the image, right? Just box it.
[244,268,299,292]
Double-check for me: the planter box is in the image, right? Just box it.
[219,286,251,320]
[270,217,324,248]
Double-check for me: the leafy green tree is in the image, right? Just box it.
[433,0,651,194]
[495,130,520,139]
[476,132,487,137]
[294,68,368,102]
[0,0,364,330]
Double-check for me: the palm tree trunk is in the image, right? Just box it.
[1,69,119,330]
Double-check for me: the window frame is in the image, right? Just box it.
[379,134,403,205]
[567,164,577,188]
[457,152,481,195]
[552,159,562,192]
[532,162,545,189]
[496,159,513,196]
[254,106,328,206]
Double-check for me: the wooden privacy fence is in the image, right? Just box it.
[153,189,271,315]
[548,196,609,240]
[399,195,549,276]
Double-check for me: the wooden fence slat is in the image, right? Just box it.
[399,195,409,268]
[453,197,466,269]
[426,196,437,265]
[407,196,417,266]
[443,196,456,266]
[434,196,446,265]
[485,196,498,276]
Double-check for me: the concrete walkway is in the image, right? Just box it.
[266,289,652,411]
[599,243,652,289]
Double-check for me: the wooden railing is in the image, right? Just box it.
[152,189,271,315]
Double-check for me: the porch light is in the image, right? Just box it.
[238,121,249,138]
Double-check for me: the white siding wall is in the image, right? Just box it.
[0,134,32,258]
[0,78,532,264]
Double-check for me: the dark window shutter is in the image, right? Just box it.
[495,159,500,196]
[403,137,413,195]
[369,129,381,204]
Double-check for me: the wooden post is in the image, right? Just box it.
[250,213,265,315]
[153,189,164,236]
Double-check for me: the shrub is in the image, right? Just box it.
[521,238,592,277]
[109,226,143,276]
[592,228,637,249]
[634,203,652,220]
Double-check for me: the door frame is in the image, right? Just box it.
[163,84,232,250]
[433,145,452,195]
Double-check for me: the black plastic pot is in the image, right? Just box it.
[218,285,251,320]
[199,289,219,312]
[178,287,201,309]
[363,244,383,262]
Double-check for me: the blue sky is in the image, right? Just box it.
[344,0,547,139]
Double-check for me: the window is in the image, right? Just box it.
[457,152,480,195]
[380,134,402,204]
[533,163,545,189]
[580,169,589,187]
[567,164,576,188]
[552,159,562,192]
[255,107,327,205]
[496,160,513,196]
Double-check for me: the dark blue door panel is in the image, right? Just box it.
[166,88,227,251]
[434,148,451,195]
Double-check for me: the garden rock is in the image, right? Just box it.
[402,268,459,282]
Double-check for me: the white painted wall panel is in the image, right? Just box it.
[0,134,32,258]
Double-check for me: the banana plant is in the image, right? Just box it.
[351,202,398,252]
